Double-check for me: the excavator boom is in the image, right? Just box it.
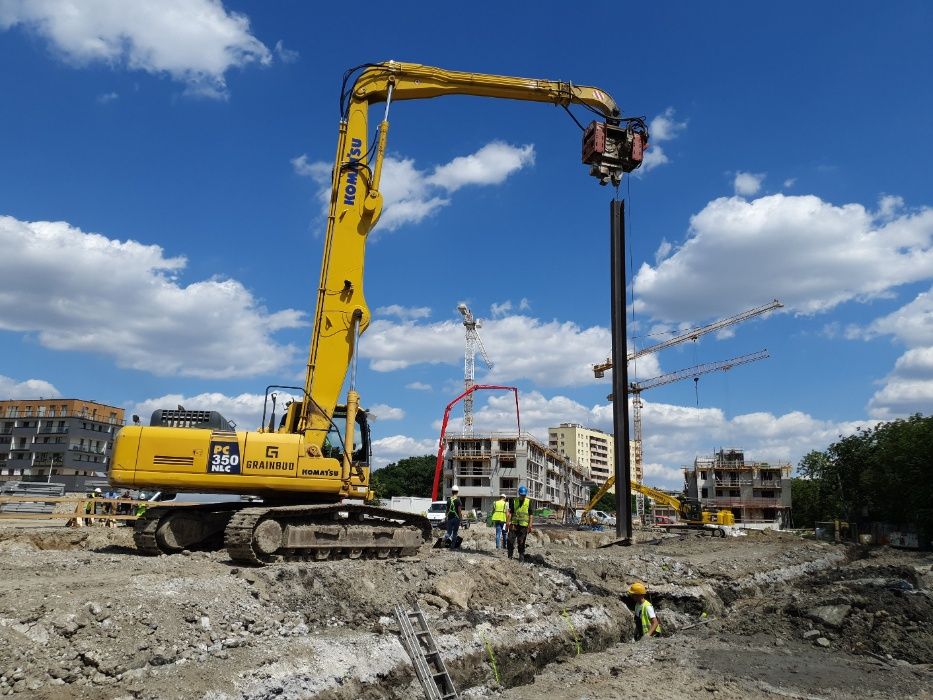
[111,62,645,564]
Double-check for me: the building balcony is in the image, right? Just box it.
[704,497,787,508]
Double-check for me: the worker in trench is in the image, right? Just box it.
[627,581,661,640]
[507,485,533,562]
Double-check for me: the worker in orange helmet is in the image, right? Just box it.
[628,581,661,640]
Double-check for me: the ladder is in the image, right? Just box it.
[394,603,459,700]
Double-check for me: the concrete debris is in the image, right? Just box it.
[0,524,929,699]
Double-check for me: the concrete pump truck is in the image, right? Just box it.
[109,61,647,565]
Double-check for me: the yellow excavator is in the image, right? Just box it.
[581,476,735,534]
[109,61,648,564]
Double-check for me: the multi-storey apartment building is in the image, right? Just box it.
[442,432,588,518]
[548,423,642,486]
[0,399,125,491]
[684,448,792,528]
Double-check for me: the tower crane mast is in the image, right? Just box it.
[458,303,494,436]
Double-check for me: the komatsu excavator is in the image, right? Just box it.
[109,61,647,565]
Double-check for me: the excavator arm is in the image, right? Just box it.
[294,61,648,484]
[581,476,685,522]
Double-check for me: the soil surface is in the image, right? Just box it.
[0,521,929,699]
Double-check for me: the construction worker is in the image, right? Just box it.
[628,581,661,640]
[444,484,463,549]
[491,494,508,549]
[507,485,533,562]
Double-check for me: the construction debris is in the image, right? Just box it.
[0,523,928,698]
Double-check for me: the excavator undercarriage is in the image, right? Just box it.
[134,502,431,565]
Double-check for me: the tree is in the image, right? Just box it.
[369,455,436,500]
[588,485,617,512]
[796,414,933,544]
[790,478,821,527]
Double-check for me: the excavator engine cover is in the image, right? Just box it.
[582,121,647,185]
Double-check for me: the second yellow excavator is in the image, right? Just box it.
[581,476,736,534]
[109,61,648,564]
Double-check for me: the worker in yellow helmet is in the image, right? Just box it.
[491,494,508,550]
[628,581,660,640]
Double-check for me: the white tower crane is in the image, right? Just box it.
[458,303,494,436]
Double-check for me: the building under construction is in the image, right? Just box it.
[684,448,792,528]
[441,432,589,518]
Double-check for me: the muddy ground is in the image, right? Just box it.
[0,522,929,699]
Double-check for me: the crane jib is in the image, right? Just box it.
[343,138,363,205]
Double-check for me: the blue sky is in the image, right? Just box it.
[1,1,931,489]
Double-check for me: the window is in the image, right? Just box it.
[701,488,708,498]
[700,471,707,480]
[730,489,740,498]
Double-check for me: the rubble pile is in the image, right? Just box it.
[0,524,928,699]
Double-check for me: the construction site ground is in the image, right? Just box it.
[0,520,930,699]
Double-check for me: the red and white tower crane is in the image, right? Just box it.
[457,303,494,436]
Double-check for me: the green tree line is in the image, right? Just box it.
[369,455,436,499]
[791,413,932,542]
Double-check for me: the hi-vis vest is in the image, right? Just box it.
[512,497,531,527]
[491,499,507,522]
[636,600,661,636]
[447,496,460,517]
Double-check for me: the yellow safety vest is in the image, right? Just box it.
[447,496,460,517]
[512,498,531,527]
[491,499,507,522]
[636,600,661,636]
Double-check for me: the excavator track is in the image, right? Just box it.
[132,503,243,555]
[133,506,166,556]
[224,503,432,566]
[132,502,431,565]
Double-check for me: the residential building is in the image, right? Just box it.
[684,448,792,528]
[548,423,642,487]
[442,432,588,519]
[0,399,125,491]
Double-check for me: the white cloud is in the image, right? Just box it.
[96,91,118,104]
[649,107,687,142]
[361,314,662,387]
[0,0,271,98]
[0,374,61,400]
[292,141,535,233]
[640,145,669,172]
[273,39,298,64]
[654,239,672,264]
[637,108,686,174]
[368,403,405,421]
[405,382,432,391]
[633,194,933,322]
[375,304,431,320]
[371,435,438,469]
[0,215,304,378]
[490,301,512,317]
[426,142,534,192]
[854,287,933,418]
[733,171,765,196]
[783,178,796,189]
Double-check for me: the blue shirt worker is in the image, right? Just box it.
[628,582,661,640]
[491,494,508,549]
[507,485,533,562]
[444,484,463,549]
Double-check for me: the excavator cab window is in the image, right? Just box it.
[323,408,371,466]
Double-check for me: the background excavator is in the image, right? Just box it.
[108,61,648,565]
[581,475,736,535]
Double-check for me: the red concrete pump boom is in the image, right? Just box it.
[430,385,521,500]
